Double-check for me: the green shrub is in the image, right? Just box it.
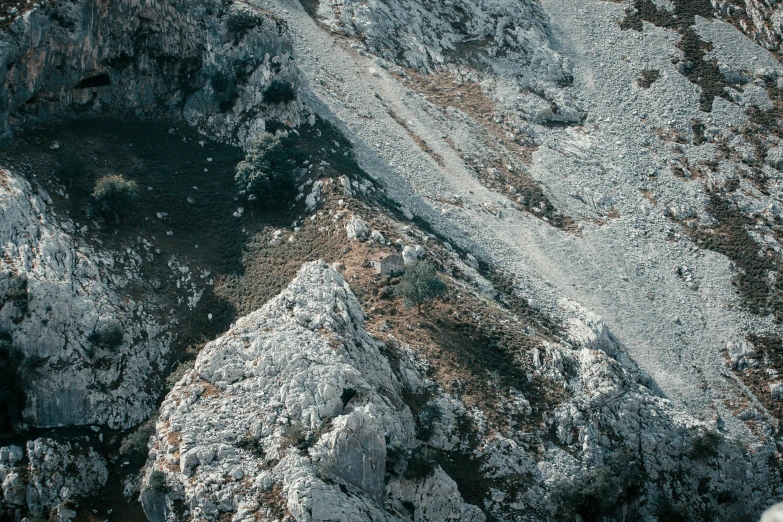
[263,80,297,104]
[4,277,28,313]
[91,174,137,220]
[688,429,721,461]
[148,470,168,493]
[416,403,442,442]
[88,320,125,350]
[235,133,294,206]
[394,261,447,313]
[120,414,157,456]
[403,446,437,480]
[552,448,644,522]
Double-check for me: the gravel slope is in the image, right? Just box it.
[253,0,781,444]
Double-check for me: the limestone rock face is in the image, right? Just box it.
[143,261,780,521]
[0,168,168,429]
[143,261,483,521]
[0,0,302,144]
[0,438,107,519]
[308,0,569,90]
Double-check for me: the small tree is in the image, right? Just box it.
[235,133,293,206]
[394,261,446,313]
[91,174,137,222]
[88,320,124,350]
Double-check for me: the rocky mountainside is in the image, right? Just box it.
[1,0,783,520]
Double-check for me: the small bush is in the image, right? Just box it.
[281,423,308,450]
[263,80,297,104]
[148,470,168,493]
[88,320,125,350]
[4,277,28,313]
[235,133,294,206]
[394,261,447,313]
[416,403,442,442]
[91,174,137,220]
[237,434,266,458]
[688,429,721,461]
[120,414,158,456]
[403,446,437,480]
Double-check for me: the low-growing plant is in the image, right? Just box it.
[120,414,158,456]
[237,434,266,458]
[4,276,28,313]
[263,80,297,104]
[688,429,721,461]
[235,133,294,207]
[88,320,125,350]
[281,423,308,450]
[403,445,438,480]
[90,174,137,222]
[148,470,168,493]
[416,403,442,442]
[394,261,447,313]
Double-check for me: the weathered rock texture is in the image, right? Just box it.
[143,261,780,521]
[0,438,108,520]
[0,168,168,429]
[142,261,483,521]
[0,0,302,144]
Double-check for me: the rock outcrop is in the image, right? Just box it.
[143,261,780,521]
[0,168,169,429]
[143,261,481,521]
[0,0,302,144]
[0,438,108,520]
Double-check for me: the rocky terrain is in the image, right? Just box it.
[0,0,783,520]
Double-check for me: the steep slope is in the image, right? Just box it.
[144,260,778,521]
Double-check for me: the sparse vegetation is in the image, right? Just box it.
[148,470,168,493]
[552,449,644,522]
[394,261,447,313]
[4,276,28,313]
[88,320,125,350]
[688,429,721,461]
[415,403,442,441]
[263,80,297,104]
[120,414,158,456]
[91,174,138,221]
[281,423,308,450]
[235,133,295,206]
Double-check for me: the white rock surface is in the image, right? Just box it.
[345,215,370,241]
[142,261,481,521]
[0,438,107,519]
[0,169,168,429]
[143,261,780,521]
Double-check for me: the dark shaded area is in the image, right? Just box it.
[263,80,297,104]
[0,332,25,436]
[637,69,661,88]
[76,74,111,89]
[552,449,644,522]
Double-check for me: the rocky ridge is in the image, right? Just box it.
[143,261,779,521]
